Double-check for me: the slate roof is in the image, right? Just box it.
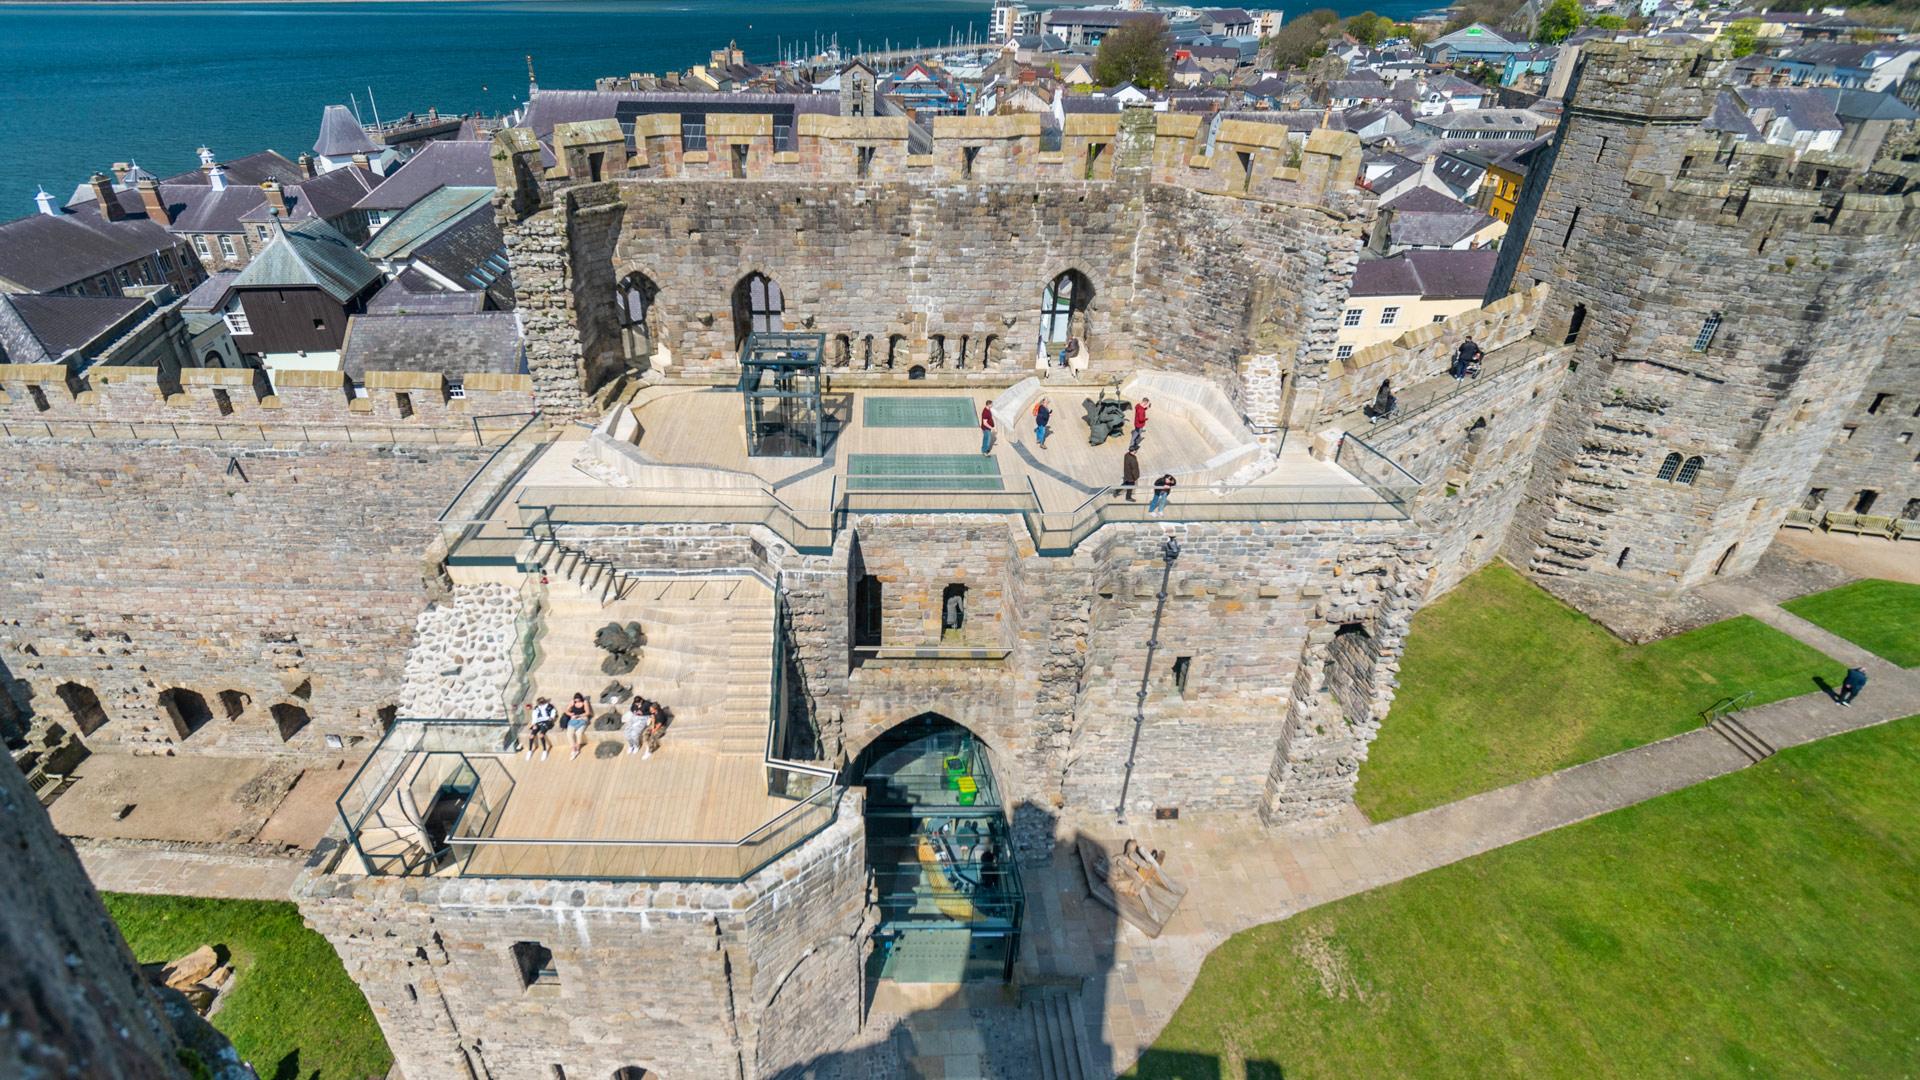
[314,105,381,157]
[1383,186,1473,213]
[3,292,149,356]
[1350,248,1497,299]
[354,140,494,211]
[158,150,304,188]
[240,165,381,225]
[0,212,181,293]
[339,312,523,380]
[367,270,490,315]
[363,187,493,261]
[1736,87,1844,134]
[229,218,381,304]
[1817,86,1919,122]
[182,270,240,312]
[409,202,514,310]
[1383,187,1496,248]
[517,89,837,142]
[1362,150,1423,195]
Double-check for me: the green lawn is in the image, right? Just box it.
[1356,563,1838,821]
[1133,715,1920,1080]
[101,894,390,1080]
[1782,578,1920,667]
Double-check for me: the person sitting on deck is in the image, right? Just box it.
[623,697,651,757]
[643,702,669,759]
[563,693,592,760]
[524,697,556,761]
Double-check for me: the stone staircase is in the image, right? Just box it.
[527,574,775,759]
[1024,984,1102,1080]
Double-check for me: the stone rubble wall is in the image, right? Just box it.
[296,791,867,1080]
[0,439,491,756]
[395,583,521,720]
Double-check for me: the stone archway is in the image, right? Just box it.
[55,682,110,737]
[157,688,212,741]
[852,714,1021,984]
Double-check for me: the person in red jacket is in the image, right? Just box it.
[1133,397,1151,432]
[979,400,996,455]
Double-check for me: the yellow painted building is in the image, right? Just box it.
[1336,249,1499,360]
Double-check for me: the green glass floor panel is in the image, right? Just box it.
[863,396,978,428]
[846,453,1003,491]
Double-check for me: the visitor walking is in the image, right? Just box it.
[1133,397,1151,433]
[1121,449,1141,501]
[564,692,591,760]
[1034,398,1052,448]
[524,697,556,761]
[623,697,650,755]
[1836,666,1869,707]
[980,400,996,455]
[1450,336,1484,380]
[1149,473,1177,515]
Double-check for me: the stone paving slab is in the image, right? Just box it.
[76,842,306,903]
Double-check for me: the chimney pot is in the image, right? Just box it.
[262,180,287,216]
[137,178,171,227]
[209,165,228,192]
[198,145,216,170]
[90,172,127,221]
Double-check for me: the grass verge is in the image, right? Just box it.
[1781,578,1920,667]
[1356,563,1838,821]
[101,893,390,1080]
[1135,715,1920,1080]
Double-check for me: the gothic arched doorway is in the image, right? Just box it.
[852,714,1022,983]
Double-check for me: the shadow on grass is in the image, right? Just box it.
[1813,674,1837,702]
[1134,1048,1287,1078]
[270,1048,301,1080]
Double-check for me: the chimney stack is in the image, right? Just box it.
[262,180,287,216]
[111,162,132,183]
[209,165,228,192]
[137,178,171,226]
[351,152,372,171]
[34,187,57,216]
[198,145,216,171]
[298,152,316,179]
[90,172,127,221]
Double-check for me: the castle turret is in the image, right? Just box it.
[1494,39,1920,610]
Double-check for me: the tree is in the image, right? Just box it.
[1265,8,1342,70]
[1725,18,1762,58]
[1590,13,1628,29]
[1537,0,1583,43]
[1093,17,1173,88]
[1345,10,1391,47]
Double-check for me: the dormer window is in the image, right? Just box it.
[224,306,251,335]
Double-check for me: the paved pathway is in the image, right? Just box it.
[1047,588,1920,1076]
[76,842,307,902]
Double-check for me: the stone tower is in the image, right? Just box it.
[1493,39,1920,610]
[838,60,877,118]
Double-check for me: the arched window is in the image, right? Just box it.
[202,349,224,367]
[1039,270,1092,348]
[1676,455,1704,485]
[1655,452,1682,482]
[731,271,783,347]
[942,584,967,637]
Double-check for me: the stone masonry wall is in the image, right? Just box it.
[1499,39,1920,607]
[1805,314,1920,519]
[298,791,867,1080]
[0,439,491,756]
[0,725,244,1079]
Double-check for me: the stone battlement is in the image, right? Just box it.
[1637,136,1920,233]
[0,362,534,440]
[492,104,1369,224]
[1566,39,1733,121]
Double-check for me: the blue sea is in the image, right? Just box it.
[0,0,1435,216]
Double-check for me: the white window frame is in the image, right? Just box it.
[219,235,237,259]
[1335,344,1355,360]
[1342,308,1363,327]
[1380,306,1400,326]
[194,236,211,258]
[224,305,252,335]
[1692,312,1721,352]
[447,379,468,400]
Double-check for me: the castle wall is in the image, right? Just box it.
[1805,315,1920,518]
[496,109,1374,427]
[297,792,868,1080]
[1495,40,1920,608]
